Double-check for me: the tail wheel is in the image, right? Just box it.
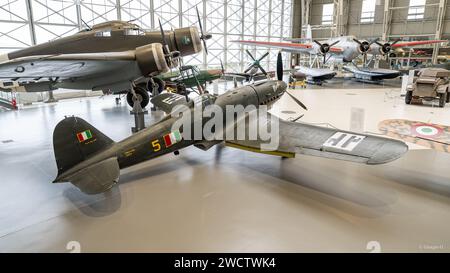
[405,90,413,104]
[439,92,446,108]
[126,86,150,108]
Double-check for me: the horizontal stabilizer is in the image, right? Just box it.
[58,157,120,194]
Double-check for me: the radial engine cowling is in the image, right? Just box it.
[357,40,371,54]
[172,27,203,56]
[378,43,392,55]
[135,43,169,77]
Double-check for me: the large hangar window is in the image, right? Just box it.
[0,0,293,72]
[322,3,334,25]
[408,0,426,20]
[361,0,376,23]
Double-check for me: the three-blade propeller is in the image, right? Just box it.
[374,39,400,56]
[275,51,308,111]
[196,6,212,55]
[313,40,339,64]
[353,37,380,64]
[158,19,180,67]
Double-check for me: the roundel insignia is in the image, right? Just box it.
[411,124,443,138]
[181,36,191,45]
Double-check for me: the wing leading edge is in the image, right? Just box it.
[231,40,344,54]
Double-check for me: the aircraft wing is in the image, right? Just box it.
[392,40,447,48]
[0,51,148,81]
[231,40,343,54]
[225,113,408,165]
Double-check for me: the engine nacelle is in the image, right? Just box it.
[378,43,392,55]
[172,27,203,56]
[356,40,370,54]
[135,43,169,77]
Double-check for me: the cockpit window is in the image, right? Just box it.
[124,28,143,36]
[94,30,111,37]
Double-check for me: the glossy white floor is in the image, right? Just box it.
[1,79,450,252]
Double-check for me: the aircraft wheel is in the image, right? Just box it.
[439,93,446,108]
[126,87,150,108]
[151,78,165,95]
[446,91,450,103]
[405,91,413,104]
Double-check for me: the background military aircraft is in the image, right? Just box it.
[0,8,211,108]
[155,65,222,95]
[233,35,446,84]
[222,50,274,83]
[51,52,408,194]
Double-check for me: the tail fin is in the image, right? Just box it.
[306,25,312,41]
[53,116,114,178]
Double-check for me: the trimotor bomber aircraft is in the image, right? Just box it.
[51,52,408,194]
[233,35,447,84]
[0,9,211,108]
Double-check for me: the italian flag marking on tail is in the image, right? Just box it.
[77,130,93,142]
[163,130,182,147]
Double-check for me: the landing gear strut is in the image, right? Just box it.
[129,85,148,133]
[126,78,166,109]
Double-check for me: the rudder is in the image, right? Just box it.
[53,116,114,178]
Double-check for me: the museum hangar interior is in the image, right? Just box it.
[0,0,450,253]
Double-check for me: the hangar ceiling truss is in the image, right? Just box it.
[0,0,293,71]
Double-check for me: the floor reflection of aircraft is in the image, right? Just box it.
[0,9,211,108]
[232,35,446,85]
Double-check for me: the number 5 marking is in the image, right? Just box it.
[152,139,161,152]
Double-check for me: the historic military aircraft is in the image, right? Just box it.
[51,52,408,194]
[232,35,446,84]
[222,50,274,83]
[0,9,211,108]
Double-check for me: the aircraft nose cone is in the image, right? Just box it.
[277,80,287,94]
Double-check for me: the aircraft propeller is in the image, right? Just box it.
[244,50,269,75]
[313,40,339,64]
[158,19,180,67]
[196,6,212,55]
[275,51,308,111]
[374,39,401,60]
[353,38,379,64]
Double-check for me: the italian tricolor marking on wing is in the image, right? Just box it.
[411,124,443,138]
[163,130,182,147]
[76,130,93,142]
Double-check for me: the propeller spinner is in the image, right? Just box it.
[244,50,269,76]
[353,37,379,64]
[374,39,400,55]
